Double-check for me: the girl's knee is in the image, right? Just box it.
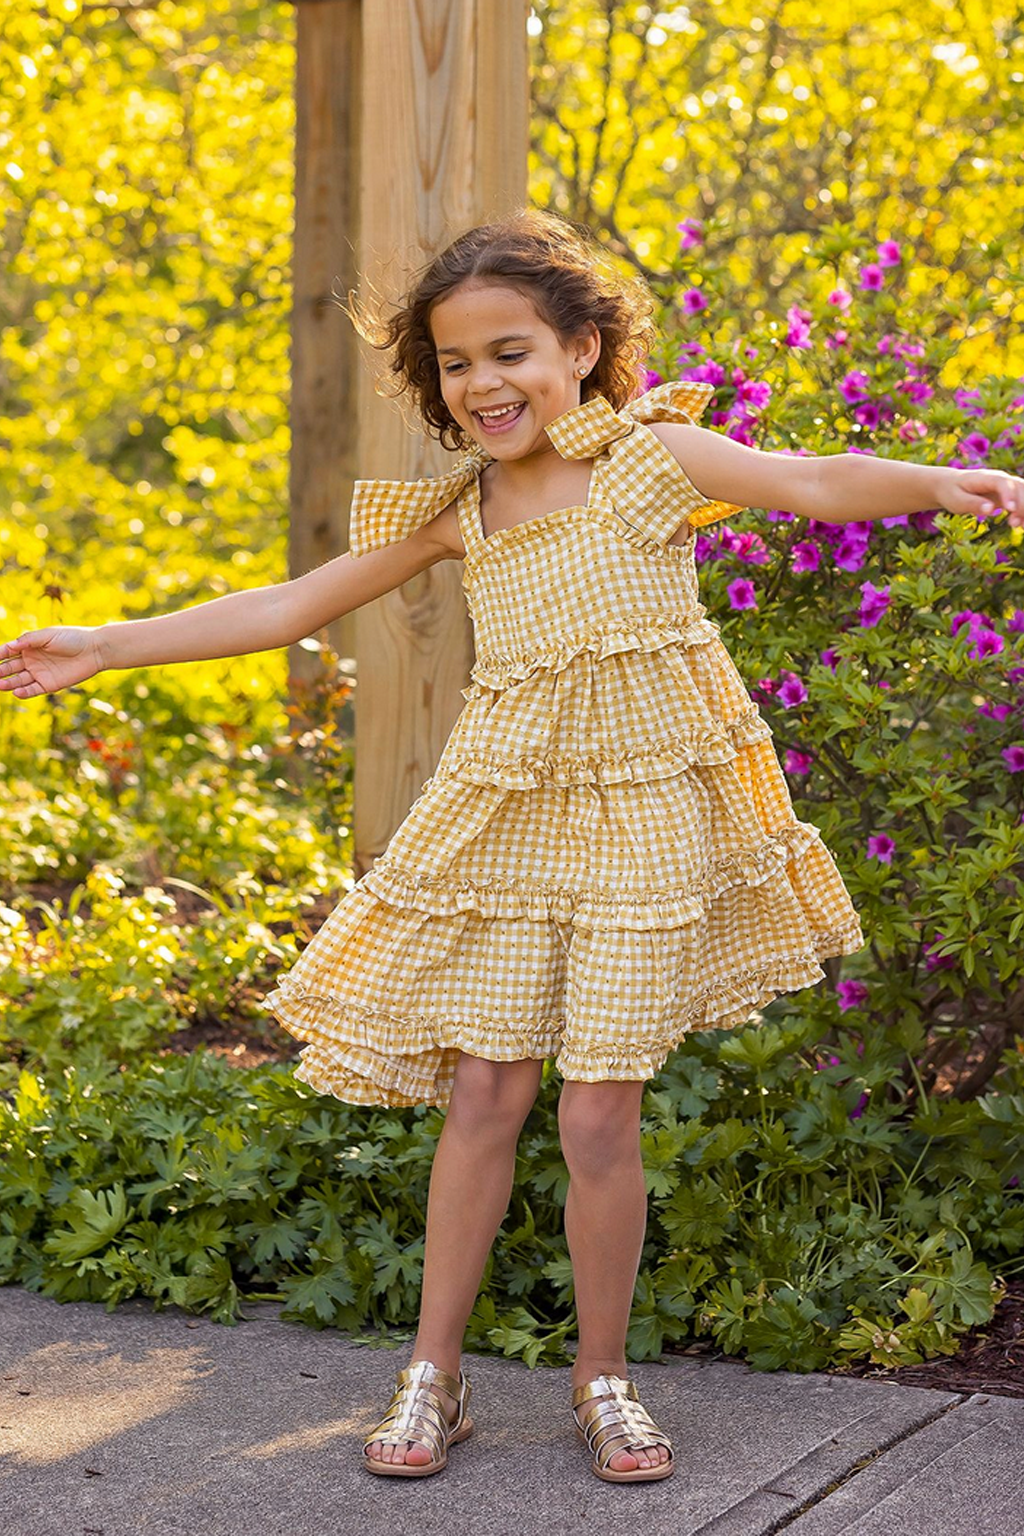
[446,1053,544,1136]
[558,1080,644,1175]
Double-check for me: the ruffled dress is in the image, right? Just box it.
[259,380,864,1108]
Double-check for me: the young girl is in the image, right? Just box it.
[2,208,1022,1486]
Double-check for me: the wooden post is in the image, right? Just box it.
[353,0,529,874]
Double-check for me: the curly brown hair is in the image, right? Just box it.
[345,206,658,453]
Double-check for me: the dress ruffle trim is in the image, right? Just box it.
[361,819,823,931]
[461,612,720,697]
[264,921,865,1108]
[436,705,773,788]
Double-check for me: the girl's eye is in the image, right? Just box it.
[443,353,525,373]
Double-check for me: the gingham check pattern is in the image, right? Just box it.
[260,381,864,1107]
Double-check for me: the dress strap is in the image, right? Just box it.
[454,470,486,560]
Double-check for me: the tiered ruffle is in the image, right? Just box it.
[261,618,865,1109]
[461,611,720,696]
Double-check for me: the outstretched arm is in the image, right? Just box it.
[0,512,452,700]
[648,422,1024,528]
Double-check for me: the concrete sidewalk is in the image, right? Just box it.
[2,1286,1021,1536]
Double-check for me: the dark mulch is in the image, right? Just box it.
[668,1281,1024,1399]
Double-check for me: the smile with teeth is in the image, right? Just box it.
[475,402,525,420]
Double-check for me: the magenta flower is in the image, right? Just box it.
[866,833,895,863]
[833,529,871,572]
[755,677,775,694]
[676,219,703,249]
[791,540,821,573]
[923,931,956,972]
[820,647,840,670]
[840,370,872,404]
[643,369,664,390]
[876,239,902,267]
[978,701,1014,722]
[777,671,808,708]
[849,1091,870,1121]
[1007,609,1024,635]
[784,748,815,776]
[950,609,990,638]
[859,263,885,291]
[969,628,1005,660]
[859,581,891,627]
[727,578,758,611]
[837,979,869,1011]
[827,288,852,311]
[1002,745,1024,773]
[785,305,813,348]
[681,287,708,315]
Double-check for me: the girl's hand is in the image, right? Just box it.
[940,467,1024,530]
[0,626,106,699]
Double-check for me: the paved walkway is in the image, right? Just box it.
[2,1287,1021,1535]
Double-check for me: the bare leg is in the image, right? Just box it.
[559,1079,668,1473]
[367,1053,544,1467]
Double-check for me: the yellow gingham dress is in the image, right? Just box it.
[260,380,864,1108]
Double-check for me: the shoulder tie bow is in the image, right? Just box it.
[347,379,742,557]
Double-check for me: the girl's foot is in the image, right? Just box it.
[364,1358,464,1468]
[571,1364,672,1474]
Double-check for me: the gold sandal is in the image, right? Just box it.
[362,1358,474,1478]
[571,1372,674,1484]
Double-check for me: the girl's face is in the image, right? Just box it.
[430,281,600,462]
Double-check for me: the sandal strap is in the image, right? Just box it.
[571,1374,674,1472]
[362,1359,470,1459]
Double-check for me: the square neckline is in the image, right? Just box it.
[470,459,597,544]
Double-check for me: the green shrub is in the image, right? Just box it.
[2,1014,1020,1372]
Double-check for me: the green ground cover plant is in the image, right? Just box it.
[0,1021,1020,1373]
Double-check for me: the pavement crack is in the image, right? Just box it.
[759,1392,972,1534]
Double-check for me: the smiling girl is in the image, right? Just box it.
[2,207,1021,1486]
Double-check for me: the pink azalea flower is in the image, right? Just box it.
[978,701,1014,721]
[827,288,852,310]
[853,399,882,430]
[777,672,808,708]
[676,219,703,249]
[791,540,821,573]
[866,833,895,863]
[898,419,929,444]
[859,581,891,627]
[727,578,758,611]
[681,288,708,315]
[785,305,813,348]
[923,931,956,972]
[1003,745,1024,773]
[859,263,885,291]
[819,647,840,670]
[876,239,902,267]
[833,531,871,572]
[1007,609,1024,634]
[950,609,988,638]
[837,979,869,1011]
[784,748,815,776]
[755,677,776,694]
[643,369,664,390]
[969,629,1004,660]
[840,370,872,404]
